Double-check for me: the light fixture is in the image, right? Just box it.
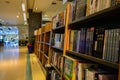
[22,3,25,12]
[24,21,28,25]
[23,13,27,21]
[44,14,48,17]
[35,8,37,10]
[16,15,19,18]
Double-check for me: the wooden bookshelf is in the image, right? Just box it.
[34,2,120,80]
[63,3,119,80]
[34,22,52,72]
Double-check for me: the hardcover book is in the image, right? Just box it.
[75,0,87,20]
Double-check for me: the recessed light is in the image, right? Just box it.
[35,8,37,10]
[22,3,25,12]
[16,15,19,18]
[45,14,47,17]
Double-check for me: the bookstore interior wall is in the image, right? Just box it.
[34,0,120,80]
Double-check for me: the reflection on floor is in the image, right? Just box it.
[0,46,46,80]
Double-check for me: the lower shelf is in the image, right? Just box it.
[66,50,118,69]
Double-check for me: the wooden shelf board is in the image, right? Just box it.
[44,42,51,46]
[66,50,118,69]
[43,53,49,59]
[51,64,61,75]
[52,46,63,52]
[52,25,65,33]
[69,5,120,29]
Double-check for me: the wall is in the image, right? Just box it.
[17,25,28,40]
[28,9,42,42]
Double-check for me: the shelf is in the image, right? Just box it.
[40,42,45,44]
[52,25,65,33]
[51,64,61,75]
[43,53,49,59]
[37,49,40,52]
[45,30,51,33]
[35,41,39,43]
[44,42,51,46]
[66,50,118,69]
[52,46,63,52]
[69,5,120,29]
[40,50,44,53]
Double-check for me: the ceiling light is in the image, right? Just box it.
[16,15,19,18]
[22,3,25,12]
[23,13,27,21]
[35,8,37,10]
[24,21,28,25]
[45,14,48,17]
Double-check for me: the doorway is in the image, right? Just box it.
[0,26,19,47]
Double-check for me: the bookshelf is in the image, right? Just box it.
[34,1,120,80]
[63,1,120,80]
[34,22,52,76]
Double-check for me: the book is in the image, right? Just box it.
[93,28,105,58]
[69,30,75,51]
[85,67,117,80]
[98,74,118,80]
[76,62,95,80]
[85,27,95,55]
[69,0,77,22]
[51,70,61,80]
[102,29,120,63]
[75,0,87,20]
[73,30,79,51]
[79,28,86,53]
[86,0,99,16]
[64,57,74,79]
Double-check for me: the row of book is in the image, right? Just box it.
[69,0,120,23]
[52,33,64,49]
[69,27,94,55]
[50,50,63,71]
[64,56,118,80]
[102,29,120,63]
[51,70,61,80]
[52,10,66,29]
[69,28,120,63]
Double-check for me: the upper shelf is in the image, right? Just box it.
[66,50,118,70]
[52,46,63,52]
[68,5,120,29]
[52,25,65,33]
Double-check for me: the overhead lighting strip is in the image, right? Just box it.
[23,13,27,21]
[22,3,25,12]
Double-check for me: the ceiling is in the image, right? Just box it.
[0,0,68,26]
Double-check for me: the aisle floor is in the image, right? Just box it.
[0,46,46,80]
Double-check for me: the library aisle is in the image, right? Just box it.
[0,46,45,80]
